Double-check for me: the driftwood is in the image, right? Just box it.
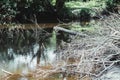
[54,26,88,37]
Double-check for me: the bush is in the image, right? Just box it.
[0,0,17,24]
[79,8,91,26]
[0,0,52,24]
[106,0,119,13]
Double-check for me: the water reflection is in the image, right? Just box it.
[0,28,56,76]
[0,24,72,79]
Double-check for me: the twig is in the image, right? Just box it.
[2,69,13,75]
[95,62,115,77]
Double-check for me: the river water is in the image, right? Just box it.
[1,23,120,80]
[0,24,59,79]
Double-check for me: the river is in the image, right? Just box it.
[1,22,120,80]
[0,23,60,79]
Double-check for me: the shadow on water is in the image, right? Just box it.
[0,26,58,78]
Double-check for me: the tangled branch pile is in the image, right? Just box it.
[33,14,120,80]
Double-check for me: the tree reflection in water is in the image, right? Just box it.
[0,26,71,77]
[0,27,55,75]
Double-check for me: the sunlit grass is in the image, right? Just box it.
[70,22,97,32]
[51,0,56,6]
[65,0,106,9]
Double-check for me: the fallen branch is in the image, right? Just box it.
[2,69,13,75]
[95,62,115,77]
[54,26,88,37]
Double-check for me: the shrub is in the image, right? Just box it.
[105,0,119,13]
[0,0,17,24]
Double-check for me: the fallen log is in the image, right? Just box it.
[53,26,88,37]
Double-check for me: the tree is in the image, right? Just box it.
[0,0,67,23]
[43,0,66,13]
[55,0,66,13]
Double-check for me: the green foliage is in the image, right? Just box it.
[0,0,68,23]
[0,0,17,24]
[58,7,73,19]
[0,0,119,24]
[80,8,90,15]
[79,8,91,22]
[0,0,55,24]
[65,0,106,8]
[70,22,96,33]
[105,0,119,13]
[51,0,56,5]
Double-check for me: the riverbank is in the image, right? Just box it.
[33,13,120,80]
[1,13,120,80]
[54,13,120,80]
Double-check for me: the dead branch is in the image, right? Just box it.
[2,69,13,75]
[54,26,88,37]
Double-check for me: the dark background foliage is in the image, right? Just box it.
[0,0,119,24]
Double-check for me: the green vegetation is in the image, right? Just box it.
[105,0,120,13]
[65,0,106,8]
[0,0,120,80]
[0,0,119,24]
[69,22,96,33]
